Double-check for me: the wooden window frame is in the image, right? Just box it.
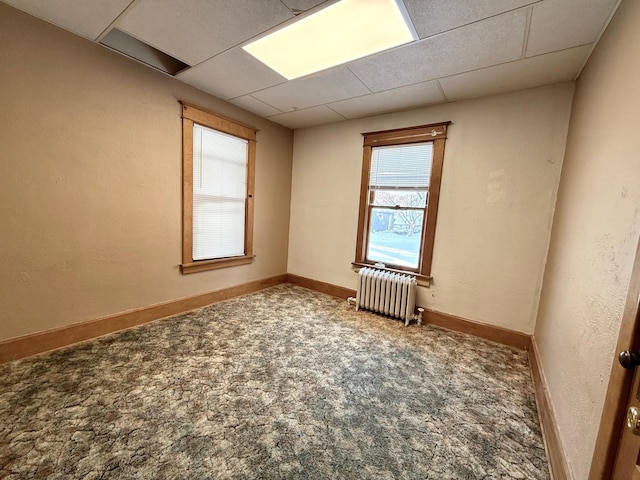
[354,122,450,282]
[180,102,257,275]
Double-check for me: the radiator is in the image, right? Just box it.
[348,267,423,326]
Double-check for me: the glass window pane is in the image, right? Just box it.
[372,189,427,207]
[366,207,424,269]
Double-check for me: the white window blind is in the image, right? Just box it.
[369,143,433,189]
[192,124,248,261]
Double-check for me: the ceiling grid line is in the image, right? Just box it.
[227,78,291,103]
[408,0,543,41]
[324,104,348,120]
[521,6,534,60]
[248,95,284,114]
[436,80,448,103]
[431,44,594,97]
[522,43,596,61]
[237,39,596,113]
[235,43,594,119]
[345,65,374,95]
[94,0,138,42]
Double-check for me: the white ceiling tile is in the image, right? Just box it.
[440,45,592,101]
[526,0,619,57]
[267,106,345,129]
[328,81,445,119]
[231,95,283,117]
[404,0,535,39]
[251,66,370,112]
[2,0,131,40]
[348,8,528,92]
[176,47,286,100]
[116,0,294,65]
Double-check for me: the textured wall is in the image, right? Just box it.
[0,4,293,341]
[287,84,574,334]
[534,1,640,478]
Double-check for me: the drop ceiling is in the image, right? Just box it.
[2,0,621,129]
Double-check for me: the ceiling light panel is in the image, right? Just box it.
[243,0,417,80]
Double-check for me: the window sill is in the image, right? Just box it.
[351,262,431,287]
[181,255,255,274]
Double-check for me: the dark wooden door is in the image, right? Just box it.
[612,346,640,478]
[591,238,640,479]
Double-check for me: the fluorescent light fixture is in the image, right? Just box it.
[242,0,416,80]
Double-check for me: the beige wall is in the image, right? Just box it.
[288,84,574,334]
[0,4,293,341]
[534,0,640,478]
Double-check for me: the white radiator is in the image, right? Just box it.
[348,267,423,326]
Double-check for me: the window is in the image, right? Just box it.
[180,103,256,274]
[354,122,450,282]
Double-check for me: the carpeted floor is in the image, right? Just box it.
[0,284,549,479]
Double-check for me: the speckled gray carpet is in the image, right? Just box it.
[0,284,548,479]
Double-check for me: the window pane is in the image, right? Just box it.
[370,143,433,188]
[366,207,424,269]
[372,189,427,207]
[193,124,248,261]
